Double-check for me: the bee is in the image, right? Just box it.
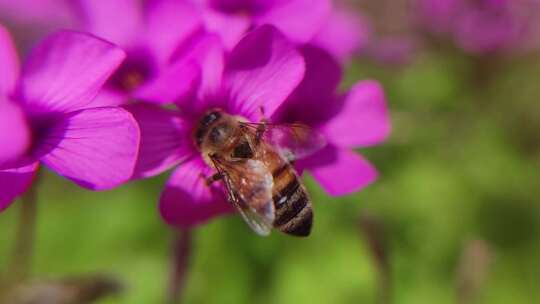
[194,108,325,237]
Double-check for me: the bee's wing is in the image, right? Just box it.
[212,157,275,236]
[241,122,326,161]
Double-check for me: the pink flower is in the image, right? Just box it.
[196,0,371,62]
[418,0,540,54]
[0,0,77,51]
[128,25,390,228]
[192,0,331,48]
[1,0,212,105]
[0,25,140,211]
[74,0,207,106]
[273,45,391,195]
[312,2,370,62]
[1,0,368,63]
[128,25,306,227]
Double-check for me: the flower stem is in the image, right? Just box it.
[9,181,39,282]
[455,240,493,304]
[166,229,193,304]
[359,212,391,304]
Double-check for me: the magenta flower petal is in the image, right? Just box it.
[0,24,19,95]
[295,45,341,102]
[312,7,370,61]
[138,34,225,105]
[19,31,126,114]
[0,162,38,212]
[286,44,341,113]
[272,45,341,126]
[256,0,331,43]
[145,0,202,63]
[187,34,225,98]
[301,145,378,196]
[134,60,200,104]
[160,157,233,227]
[224,25,305,120]
[38,107,140,190]
[125,104,194,178]
[201,8,251,49]
[76,0,142,47]
[0,100,30,167]
[322,80,391,148]
[88,89,127,107]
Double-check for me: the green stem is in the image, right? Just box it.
[359,212,391,304]
[9,181,38,282]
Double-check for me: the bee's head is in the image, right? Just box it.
[195,109,236,151]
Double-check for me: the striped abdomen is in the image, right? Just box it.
[271,163,313,237]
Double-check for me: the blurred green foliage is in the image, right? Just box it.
[2,41,540,304]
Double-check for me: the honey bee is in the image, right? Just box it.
[194,108,325,237]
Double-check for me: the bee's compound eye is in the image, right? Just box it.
[201,111,222,127]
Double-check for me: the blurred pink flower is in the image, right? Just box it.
[0,25,140,211]
[194,0,371,62]
[75,0,208,106]
[192,0,331,49]
[0,0,212,105]
[1,0,369,63]
[351,0,420,65]
[312,3,371,61]
[418,0,540,54]
[0,0,77,51]
[367,35,418,65]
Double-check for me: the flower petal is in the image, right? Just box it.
[224,25,305,120]
[0,100,31,167]
[273,45,342,125]
[312,7,370,62]
[136,34,224,105]
[322,80,391,148]
[255,0,331,43]
[76,0,143,47]
[88,89,127,107]
[144,0,203,63]
[124,103,194,178]
[0,162,38,212]
[300,145,377,196]
[294,45,341,103]
[201,8,251,49]
[185,34,225,98]
[134,60,200,104]
[19,31,126,114]
[38,107,140,190]
[160,157,233,227]
[0,24,19,96]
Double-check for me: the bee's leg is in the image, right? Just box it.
[258,106,268,122]
[255,106,268,145]
[200,172,223,186]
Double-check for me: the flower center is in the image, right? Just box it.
[108,50,155,93]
